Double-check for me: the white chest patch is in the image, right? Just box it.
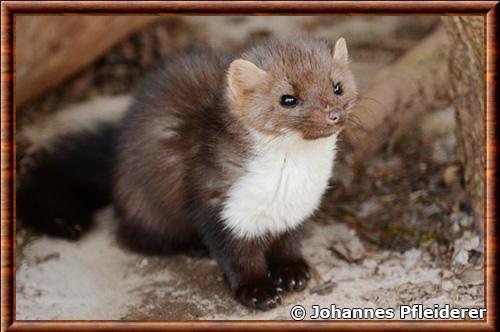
[221,131,338,239]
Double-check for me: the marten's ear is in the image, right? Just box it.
[227,59,268,97]
[333,37,349,64]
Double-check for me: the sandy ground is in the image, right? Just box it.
[15,97,484,320]
[16,207,483,320]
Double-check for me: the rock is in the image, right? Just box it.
[461,234,480,251]
[409,190,427,202]
[329,230,366,263]
[457,267,483,286]
[362,259,378,270]
[443,165,461,186]
[138,258,149,268]
[403,249,422,269]
[451,232,481,272]
[453,249,469,267]
[431,136,457,165]
[449,212,474,228]
[441,270,454,279]
[309,281,337,296]
[441,280,455,291]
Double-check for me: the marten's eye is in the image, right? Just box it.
[280,95,298,107]
[333,82,343,95]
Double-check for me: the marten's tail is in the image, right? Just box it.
[17,122,120,239]
[17,95,131,239]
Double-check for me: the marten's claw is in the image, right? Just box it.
[269,260,311,292]
[235,281,283,311]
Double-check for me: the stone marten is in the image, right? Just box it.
[17,38,357,310]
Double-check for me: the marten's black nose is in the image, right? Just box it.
[327,109,345,125]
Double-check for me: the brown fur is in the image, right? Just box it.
[113,39,356,310]
[227,38,357,140]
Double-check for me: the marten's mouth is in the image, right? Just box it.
[301,126,341,140]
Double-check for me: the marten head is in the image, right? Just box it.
[226,38,357,140]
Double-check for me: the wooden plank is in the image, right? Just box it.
[15,16,159,106]
[344,26,450,164]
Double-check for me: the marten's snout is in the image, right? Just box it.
[326,109,346,125]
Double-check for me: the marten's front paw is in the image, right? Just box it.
[268,260,312,291]
[235,280,283,311]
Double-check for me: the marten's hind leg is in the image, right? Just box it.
[114,201,205,256]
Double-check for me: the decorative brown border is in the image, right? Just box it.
[1,1,498,331]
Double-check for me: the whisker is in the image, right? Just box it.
[346,119,368,134]
[351,105,378,121]
[357,95,385,108]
